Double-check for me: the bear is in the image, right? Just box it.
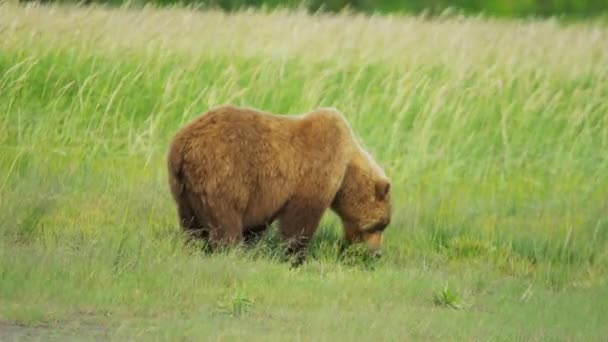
[167,105,391,265]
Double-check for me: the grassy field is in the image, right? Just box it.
[1,3,607,340]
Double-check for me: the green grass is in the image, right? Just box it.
[1,3,607,340]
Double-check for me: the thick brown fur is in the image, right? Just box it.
[167,105,391,265]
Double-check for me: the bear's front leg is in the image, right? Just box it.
[243,224,270,246]
[278,198,325,267]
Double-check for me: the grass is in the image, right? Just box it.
[433,282,464,310]
[1,2,607,340]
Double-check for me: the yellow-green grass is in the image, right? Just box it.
[1,3,607,340]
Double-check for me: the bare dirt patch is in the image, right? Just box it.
[0,321,112,341]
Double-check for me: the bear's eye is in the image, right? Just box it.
[367,222,387,233]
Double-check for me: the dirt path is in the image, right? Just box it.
[0,321,112,341]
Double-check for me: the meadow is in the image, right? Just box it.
[1,2,607,340]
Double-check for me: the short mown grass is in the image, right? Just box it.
[1,3,607,340]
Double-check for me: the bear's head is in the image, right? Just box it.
[331,148,391,257]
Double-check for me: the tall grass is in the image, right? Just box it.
[1,3,607,339]
[23,0,608,17]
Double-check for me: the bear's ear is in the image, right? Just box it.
[375,180,390,201]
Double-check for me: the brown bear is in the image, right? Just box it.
[167,105,391,265]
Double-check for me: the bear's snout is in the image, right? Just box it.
[363,231,384,254]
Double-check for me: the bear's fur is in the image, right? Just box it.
[167,105,391,264]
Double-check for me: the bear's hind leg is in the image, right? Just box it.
[177,193,209,242]
[207,213,244,250]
